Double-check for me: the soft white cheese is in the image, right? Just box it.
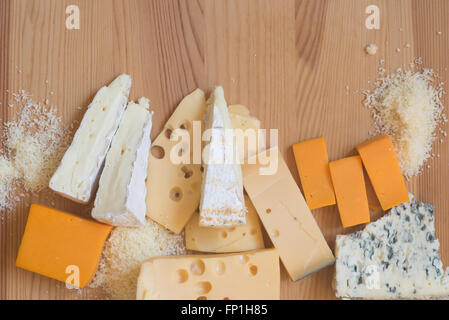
[49,74,131,203]
[199,86,246,227]
[334,194,449,299]
[92,97,153,226]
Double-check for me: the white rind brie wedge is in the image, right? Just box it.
[92,97,153,226]
[199,86,246,227]
[49,74,132,203]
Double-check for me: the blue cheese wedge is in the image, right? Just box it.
[334,194,449,299]
[49,74,131,203]
[92,97,153,226]
[199,86,246,227]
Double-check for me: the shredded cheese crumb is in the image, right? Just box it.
[363,64,446,178]
[0,91,71,212]
[365,44,378,55]
[90,218,185,300]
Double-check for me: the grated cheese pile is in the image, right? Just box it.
[90,218,185,300]
[0,90,72,212]
[363,64,446,179]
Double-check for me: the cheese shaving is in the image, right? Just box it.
[363,64,446,179]
[90,218,185,300]
[0,90,71,212]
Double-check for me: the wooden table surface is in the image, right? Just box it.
[1,0,449,300]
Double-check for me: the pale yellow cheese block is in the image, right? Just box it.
[146,89,207,234]
[136,249,280,300]
[242,147,335,281]
[229,107,261,162]
[185,195,265,253]
[228,104,251,117]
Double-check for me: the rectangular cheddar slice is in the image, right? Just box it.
[50,74,131,203]
[136,249,280,300]
[199,86,246,227]
[292,137,335,210]
[356,134,409,210]
[16,204,112,288]
[242,147,335,281]
[185,195,265,253]
[92,98,153,226]
[329,156,370,228]
[146,89,207,234]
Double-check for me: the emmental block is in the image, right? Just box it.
[185,195,265,253]
[329,156,370,228]
[242,147,335,281]
[136,249,280,300]
[16,204,112,288]
[356,134,409,210]
[292,137,335,210]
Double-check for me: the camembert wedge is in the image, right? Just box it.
[199,87,246,227]
[92,98,153,226]
[49,74,131,203]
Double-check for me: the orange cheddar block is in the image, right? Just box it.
[329,156,370,228]
[292,137,335,209]
[356,134,409,210]
[16,204,112,288]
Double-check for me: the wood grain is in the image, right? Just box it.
[1,0,448,300]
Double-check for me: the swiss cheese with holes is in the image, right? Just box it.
[242,147,335,281]
[146,89,207,234]
[185,195,265,253]
[136,249,280,300]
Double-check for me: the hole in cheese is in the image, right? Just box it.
[102,106,107,111]
[151,145,165,159]
[221,231,228,239]
[197,296,207,300]
[169,187,183,202]
[216,261,226,275]
[250,228,257,235]
[239,255,249,264]
[249,264,258,276]
[190,259,205,276]
[195,281,212,294]
[223,297,230,300]
[180,121,190,130]
[266,208,271,214]
[121,149,125,155]
[271,229,280,237]
[229,227,236,232]
[175,269,189,283]
[165,128,173,139]
[181,166,193,179]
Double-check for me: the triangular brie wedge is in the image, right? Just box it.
[199,86,246,226]
[92,97,153,226]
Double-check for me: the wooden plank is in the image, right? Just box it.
[1,0,448,300]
